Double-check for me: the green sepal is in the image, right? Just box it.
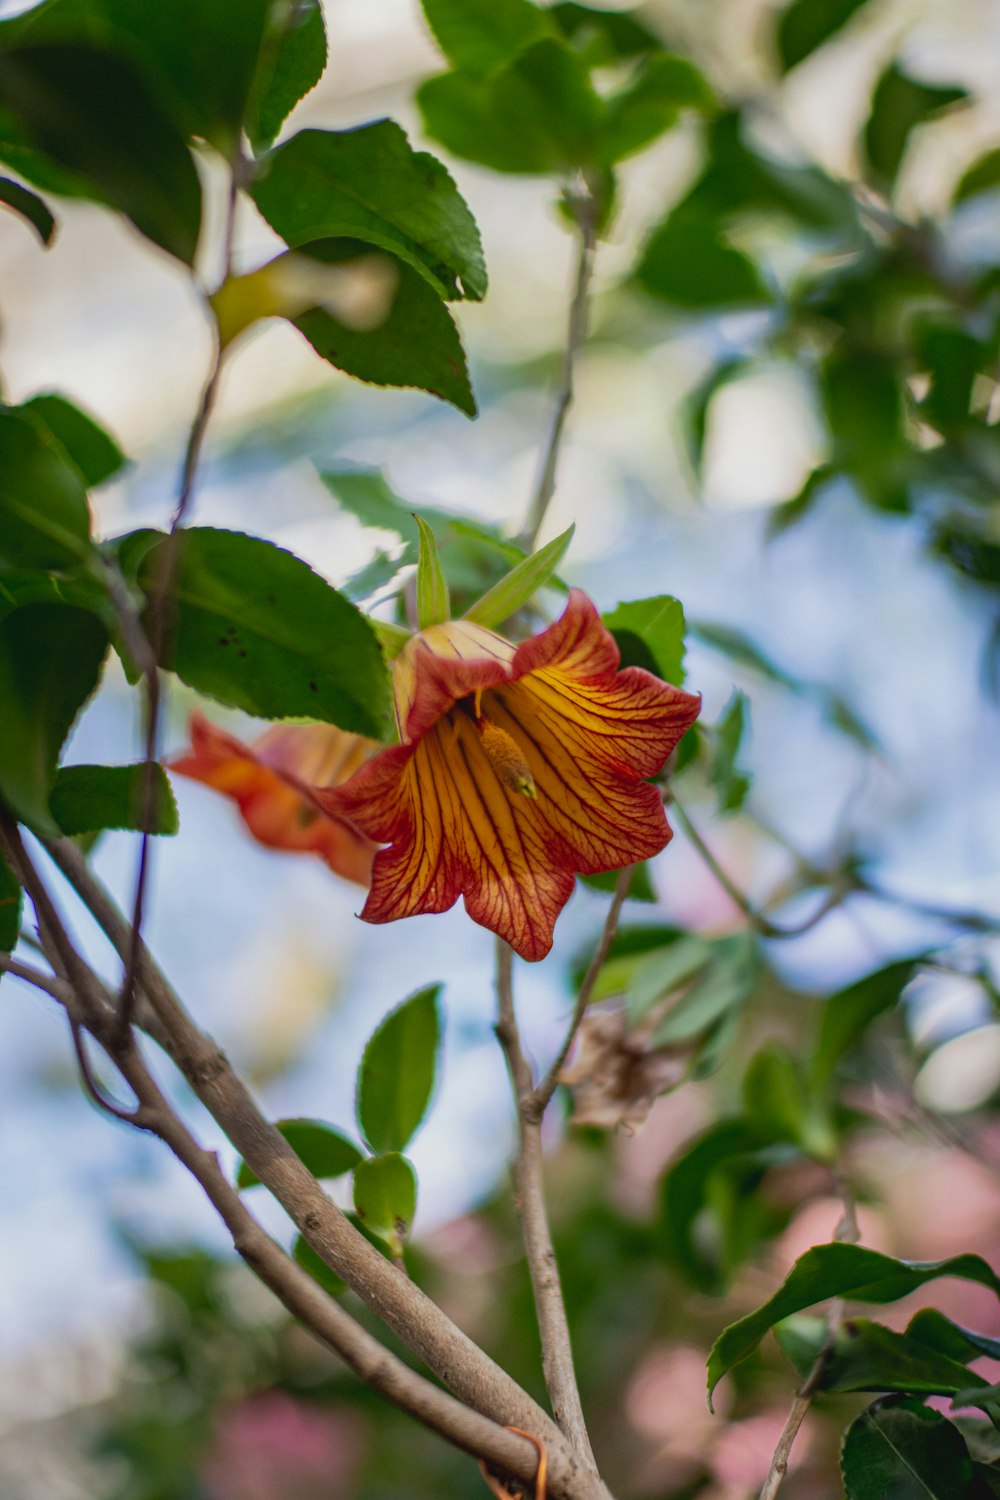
[463,524,572,628]
[415,515,450,629]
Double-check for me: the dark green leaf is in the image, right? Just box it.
[683,357,747,477]
[21,392,125,487]
[237,1118,363,1190]
[955,147,1000,205]
[708,689,751,813]
[708,1245,1000,1404]
[418,38,602,176]
[293,245,476,416]
[0,43,202,262]
[580,862,657,903]
[603,595,686,685]
[356,984,442,1155]
[0,846,21,972]
[551,2,661,61]
[919,325,983,431]
[420,0,553,74]
[636,212,771,309]
[842,1398,982,1500]
[908,1310,1000,1366]
[809,959,918,1093]
[862,64,969,191]
[50,762,177,836]
[0,603,108,834]
[776,0,873,73]
[252,123,486,302]
[247,0,327,153]
[0,172,54,243]
[822,349,904,472]
[353,1153,418,1255]
[0,406,92,570]
[139,527,391,738]
[777,1315,991,1396]
[603,54,715,163]
[742,1043,820,1154]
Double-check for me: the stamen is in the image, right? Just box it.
[477,716,536,799]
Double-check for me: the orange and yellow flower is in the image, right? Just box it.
[322,590,700,961]
[170,710,377,886]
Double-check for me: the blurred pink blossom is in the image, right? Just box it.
[201,1390,366,1500]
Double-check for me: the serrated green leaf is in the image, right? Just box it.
[252,123,485,302]
[0,407,92,570]
[237,1118,363,1190]
[708,1245,1000,1405]
[862,64,968,191]
[464,525,572,628]
[809,959,918,1093]
[842,1398,979,1500]
[603,594,686,685]
[415,516,451,629]
[636,211,771,309]
[356,984,442,1155]
[0,172,54,244]
[420,0,554,74]
[247,0,326,153]
[776,0,873,73]
[353,1152,418,1256]
[0,43,202,263]
[50,762,177,836]
[0,603,108,834]
[138,527,391,738]
[21,393,125,487]
[603,53,715,163]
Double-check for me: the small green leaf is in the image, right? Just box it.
[602,53,715,163]
[0,603,108,834]
[603,594,686,685]
[237,1118,363,1190]
[649,932,759,1045]
[353,1152,418,1256]
[809,959,919,1094]
[415,516,451,629]
[0,846,22,979]
[708,689,751,814]
[139,528,391,738]
[0,406,92,570]
[0,172,54,243]
[862,64,969,191]
[636,211,771,309]
[708,1245,1000,1405]
[743,1043,814,1153]
[551,2,662,61]
[246,0,327,153]
[0,43,202,263]
[842,1398,980,1500]
[464,525,572,628]
[252,122,486,302]
[776,0,873,73]
[580,862,656,903]
[50,762,178,836]
[954,147,1000,205]
[777,1315,991,1397]
[21,392,125,487]
[420,0,554,74]
[356,984,442,1155]
[908,1310,1000,1366]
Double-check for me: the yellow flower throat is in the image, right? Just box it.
[452,692,537,799]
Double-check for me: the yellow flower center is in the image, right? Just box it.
[476,715,536,799]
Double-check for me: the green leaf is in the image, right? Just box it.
[293,246,476,416]
[237,1118,363,1189]
[841,1398,981,1499]
[955,147,1000,205]
[418,38,602,176]
[353,1152,418,1256]
[20,393,125,487]
[50,762,177,836]
[743,1043,814,1154]
[415,515,451,629]
[708,689,751,813]
[862,64,969,191]
[252,123,486,302]
[0,43,202,263]
[919,325,984,432]
[0,603,108,834]
[625,934,714,1023]
[292,1232,346,1296]
[603,594,686,686]
[356,984,442,1155]
[708,1245,1000,1405]
[776,0,873,73]
[580,862,656,903]
[464,525,572,628]
[138,527,391,738]
[0,846,22,978]
[0,172,54,244]
[551,2,662,61]
[649,931,759,1046]
[809,959,919,1093]
[777,1315,991,1396]
[908,1310,1000,1366]
[636,212,771,309]
[822,349,904,473]
[246,0,327,153]
[0,406,92,570]
[603,53,715,163]
[682,357,747,478]
[420,0,554,74]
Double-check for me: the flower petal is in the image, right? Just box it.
[393,620,515,742]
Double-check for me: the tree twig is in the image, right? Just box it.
[0,950,73,1003]
[495,940,597,1468]
[518,191,598,552]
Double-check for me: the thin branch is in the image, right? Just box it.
[530,865,632,1117]
[68,1015,141,1123]
[495,940,597,1468]
[518,191,598,552]
[0,950,73,1003]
